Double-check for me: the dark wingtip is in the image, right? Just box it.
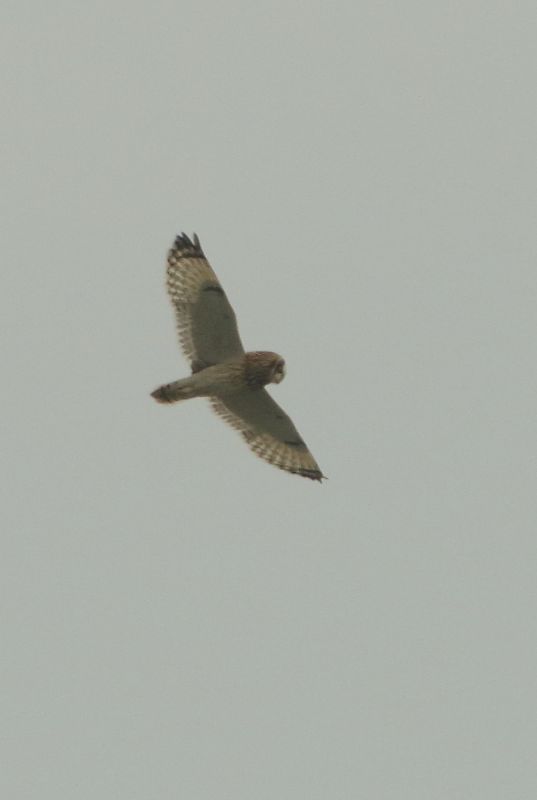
[171,232,204,258]
[294,467,326,482]
[311,468,328,483]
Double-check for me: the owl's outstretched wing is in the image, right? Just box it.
[166,234,245,370]
[210,390,324,481]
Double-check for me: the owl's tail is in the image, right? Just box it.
[150,377,200,404]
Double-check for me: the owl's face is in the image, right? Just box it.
[244,351,286,388]
[270,357,286,384]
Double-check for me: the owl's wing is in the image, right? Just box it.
[166,234,245,370]
[210,389,324,481]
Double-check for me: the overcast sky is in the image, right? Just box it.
[3,2,537,798]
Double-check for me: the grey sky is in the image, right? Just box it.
[4,2,537,798]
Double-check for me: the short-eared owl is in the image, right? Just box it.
[151,233,324,482]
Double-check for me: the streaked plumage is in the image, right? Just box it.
[151,233,324,481]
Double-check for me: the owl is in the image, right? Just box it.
[151,233,324,482]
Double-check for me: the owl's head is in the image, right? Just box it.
[245,351,286,388]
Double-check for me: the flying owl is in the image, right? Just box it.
[151,233,324,482]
